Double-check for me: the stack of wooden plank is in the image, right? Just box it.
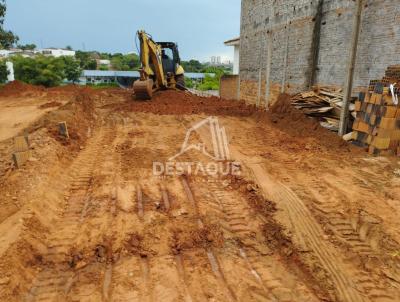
[352,66,400,156]
[291,87,356,131]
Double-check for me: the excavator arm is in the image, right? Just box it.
[133,30,185,100]
[137,31,167,88]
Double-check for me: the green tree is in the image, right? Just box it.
[17,43,36,50]
[75,50,97,70]
[0,0,18,49]
[62,56,81,83]
[0,60,8,83]
[198,74,220,91]
[65,45,73,50]
[181,60,204,73]
[184,77,194,89]
[111,53,139,71]
[11,55,66,87]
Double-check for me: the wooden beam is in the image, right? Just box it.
[339,0,363,136]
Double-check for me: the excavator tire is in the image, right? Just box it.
[133,79,153,100]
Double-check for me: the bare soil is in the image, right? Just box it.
[0,82,399,302]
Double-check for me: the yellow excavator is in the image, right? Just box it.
[133,30,186,100]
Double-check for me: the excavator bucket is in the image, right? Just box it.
[133,79,153,100]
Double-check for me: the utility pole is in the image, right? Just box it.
[339,0,363,136]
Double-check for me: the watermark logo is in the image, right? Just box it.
[153,117,241,176]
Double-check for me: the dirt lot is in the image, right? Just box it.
[0,82,399,302]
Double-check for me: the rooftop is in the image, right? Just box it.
[224,37,240,46]
[82,70,214,79]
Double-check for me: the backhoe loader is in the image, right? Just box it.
[133,30,185,100]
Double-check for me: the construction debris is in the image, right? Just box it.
[12,135,31,168]
[58,121,69,139]
[291,87,355,131]
[352,65,400,156]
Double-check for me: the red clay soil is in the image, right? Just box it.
[267,93,351,151]
[108,89,351,151]
[38,101,62,109]
[106,90,259,116]
[0,80,46,97]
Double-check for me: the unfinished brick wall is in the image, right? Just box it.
[240,0,400,106]
[220,75,240,100]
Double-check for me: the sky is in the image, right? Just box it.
[5,0,241,62]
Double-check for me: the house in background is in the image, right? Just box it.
[79,70,140,87]
[220,37,240,100]
[0,48,36,58]
[97,59,111,69]
[224,37,240,75]
[40,48,75,57]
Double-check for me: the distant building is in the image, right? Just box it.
[224,37,240,75]
[79,70,215,88]
[210,56,222,66]
[80,70,140,87]
[97,59,111,68]
[40,48,75,57]
[0,48,26,58]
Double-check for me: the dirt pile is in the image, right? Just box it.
[267,93,350,150]
[0,81,45,97]
[106,90,352,151]
[107,90,259,116]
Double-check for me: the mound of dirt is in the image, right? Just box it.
[110,90,352,151]
[0,80,45,97]
[267,93,350,150]
[106,90,259,117]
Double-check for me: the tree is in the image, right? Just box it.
[0,60,8,83]
[111,53,139,71]
[75,50,97,70]
[0,0,18,49]
[65,45,73,50]
[86,59,97,70]
[181,60,204,73]
[11,55,66,87]
[62,56,81,83]
[17,43,36,50]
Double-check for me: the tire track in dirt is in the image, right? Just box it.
[181,177,237,302]
[249,163,368,302]
[101,137,122,302]
[201,179,316,301]
[25,127,115,302]
[302,180,400,301]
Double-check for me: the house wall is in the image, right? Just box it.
[239,0,400,106]
[233,45,240,75]
[220,75,239,100]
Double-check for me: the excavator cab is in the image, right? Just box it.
[159,42,179,74]
[133,31,185,100]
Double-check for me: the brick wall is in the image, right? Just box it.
[240,0,400,106]
[220,75,240,100]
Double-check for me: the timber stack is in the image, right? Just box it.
[352,65,400,156]
[291,87,356,131]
